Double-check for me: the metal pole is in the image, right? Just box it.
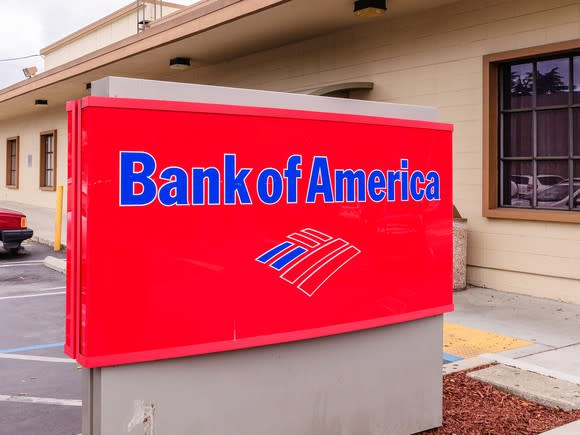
[54,185,63,251]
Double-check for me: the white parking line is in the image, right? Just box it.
[0,394,81,407]
[0,263,45,268]
[0,353,76,364]
[0,260,44,265]
[0,291,65,301]
[18,286,66,292]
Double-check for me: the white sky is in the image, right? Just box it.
[0,0,193,89]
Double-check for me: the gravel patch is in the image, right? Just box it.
[418,366,580,434]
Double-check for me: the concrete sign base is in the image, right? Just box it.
[83,316,443,435]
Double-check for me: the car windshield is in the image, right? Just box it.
[538,183,580,201]
[538,176,564,186]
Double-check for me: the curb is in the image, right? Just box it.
[444,354,580,412]
[29,236,66,250]
[44,256,66,274]
[541,419,580,434]
[468,364,580,411]
[443,355,490,375]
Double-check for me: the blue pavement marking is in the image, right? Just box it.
[271,246,307,270]
[0,342,65,354]
[256,241,293,263]
[443,352,463,363]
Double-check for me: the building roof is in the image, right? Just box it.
[0,0,459,122]
[40,1,187,56]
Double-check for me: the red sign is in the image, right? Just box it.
[66,96,453,368]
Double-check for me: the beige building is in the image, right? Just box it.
[0,0,579,302]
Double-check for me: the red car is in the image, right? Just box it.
[0,208,33,253]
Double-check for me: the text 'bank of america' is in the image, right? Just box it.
[119,153,441,206]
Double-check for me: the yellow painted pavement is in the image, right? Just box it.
[443,322,532,359]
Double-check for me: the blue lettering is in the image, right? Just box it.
[283,155,302,203]
[158,167,189,206]
[335,169,366,202]
[306,157,334,203]
[410,171,425,201]
[400,160,409,201]
[425,171,440,201]
[119,151,157,206]
[192,167,220,205]
[387,170,401,202]
[367,170,386,202]
[224,154,252,205]
[257,168,284,204]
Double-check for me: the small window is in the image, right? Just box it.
[6,137,19,188]
[484,40,580,223]
[40,130,57,190]
[498,53,579,212]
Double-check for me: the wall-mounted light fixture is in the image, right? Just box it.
[23,66,38,79]
[34,99,48,106]
[354,0,387,17]
[86,83,92,91]
[169,57,191,70]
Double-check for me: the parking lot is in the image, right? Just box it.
[0,241,81,435]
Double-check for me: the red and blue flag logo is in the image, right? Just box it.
[256,229,360,297]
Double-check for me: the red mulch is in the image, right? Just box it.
[419,365,580,435]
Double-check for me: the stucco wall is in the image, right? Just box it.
[0,109,67,209]
[43,4,182,70]
[185,0,580,302]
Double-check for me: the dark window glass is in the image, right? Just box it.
[41,133,56,188]
[574,161,580,210]
[7,139,17,186]
[574,108,580,156]
[574,56,580,105]
[503,112,532,157]
[499,53,579,212]
[537,58,569,107]
[503,63,533,110]
[503,161,532,207]
[536,161,568,210]
[537,109,569,157]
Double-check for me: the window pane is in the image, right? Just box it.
[537,58,569,107]
[574,56,580,105]
[503,112,532,157]
[574,161,580,210]
[503,63,533,109]
[46,169,53,187]
[537,109,569,157]
[574,108,580,156]
[537,161,569,210]
[503,160,532,207]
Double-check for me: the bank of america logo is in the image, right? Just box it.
[256,228,360,297]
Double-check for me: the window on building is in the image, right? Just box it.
[484,41,580,223]
[40,131,57,190]
[6,137,19,188]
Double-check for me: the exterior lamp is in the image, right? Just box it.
[169,57,191,70]
[354,0,387,17]
[23,66,38,79]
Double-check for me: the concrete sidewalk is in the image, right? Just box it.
[0,201,64,247]
[447,287,580,376]
[447,287,580,433]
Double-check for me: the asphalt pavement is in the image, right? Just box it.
[0,241,80,435]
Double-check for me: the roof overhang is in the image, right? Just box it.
[40,1,187,56]
[0,0,457,122]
